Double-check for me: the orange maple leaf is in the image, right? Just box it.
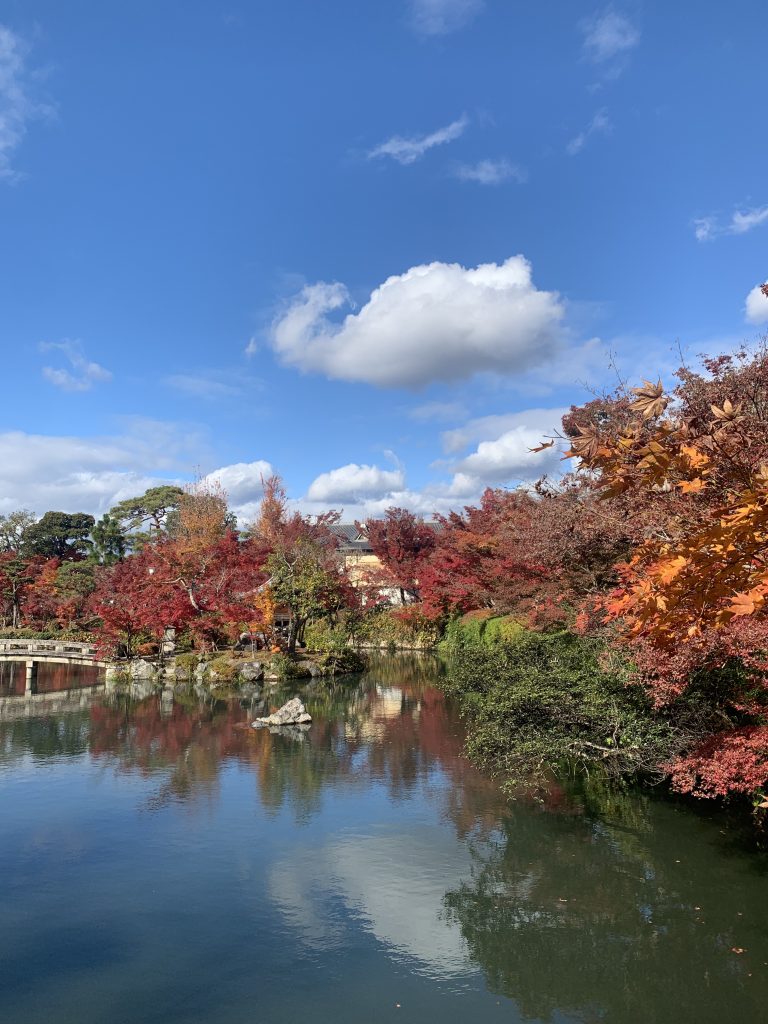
[630,380,668,420]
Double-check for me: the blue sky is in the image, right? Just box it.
[0,0,766,521]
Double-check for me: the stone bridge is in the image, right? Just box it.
[0,639,107,696]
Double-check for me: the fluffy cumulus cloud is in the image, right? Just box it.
[452,427,563,484]
[200,460,274,504]
[746,284,768,325]
[442,407,566,489]
[0,433,169,516]
[408,0,484,36]
[307,463,406,503]
[368,115,468,165]
[40,341,112,392]
[454,158,526,185]
[270,256,565,389]
[581,8,640,63]
[441,407,567,454]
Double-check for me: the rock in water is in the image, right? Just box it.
[252,697,312,728]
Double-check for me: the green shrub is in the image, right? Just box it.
[317,649,367,676]
[440,610,494,653]
[0,627,95,642]
[174,653,201,672]
[357,607,440,649]
[482,614,524,648]
[173,630,196,654]
[444,629,687,788]
[268,653,297,679]
[304,621,349,653]
[208,656,240,682]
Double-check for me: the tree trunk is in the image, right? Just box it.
[288,618,300,655]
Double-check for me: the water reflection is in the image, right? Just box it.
[0,654,767,1024]
[0,659,103,697]
[82,657,503,824]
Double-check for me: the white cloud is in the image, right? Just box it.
[307,463,406,503]
[368,115,468,165]
[582,9,640,63]
[298,484,479,522]
[454,158,526,185]
[452,425,564,484]
[40,340,112,392]
[270,833,473,979]
[694,217,716,242]
[408,0,484,35]
[200,460,274,506]
[0,24,45,181]
[0,422,209,517]
[731,206,768,235]
[270,256,565,389]
[441,407,567,454]
[745,284,768,325]
[567,109,611,155]
[694,204,768,242]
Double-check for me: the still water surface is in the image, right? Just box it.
[0,655,767,1023]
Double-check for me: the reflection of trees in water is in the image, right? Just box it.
[0,710,91,761]
[363,652,446,689]
[443,787,768,1023]
[0,661,102,696]
[5,653,767,1022]
[0,661,25,696]
[37,662,103,692]
[89,697,251,810]
[79,655,508,824]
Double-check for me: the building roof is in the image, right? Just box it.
[330,523,373,551]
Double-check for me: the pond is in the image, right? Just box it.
[0,654,766,1023]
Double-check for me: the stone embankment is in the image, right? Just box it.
[104,649,366,701]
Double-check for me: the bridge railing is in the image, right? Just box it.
[0,639,99,659]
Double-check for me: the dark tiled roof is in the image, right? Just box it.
[330,523,363,542]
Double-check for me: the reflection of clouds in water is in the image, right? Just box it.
[269,849,348,950]
[269,826,476,979]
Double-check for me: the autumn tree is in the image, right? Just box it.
[267,537,353,653]
[363,508,436,604]
[566,344,768,797]
[91,479,269,652]
[249,475,353,653]
[418,489,555,624]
